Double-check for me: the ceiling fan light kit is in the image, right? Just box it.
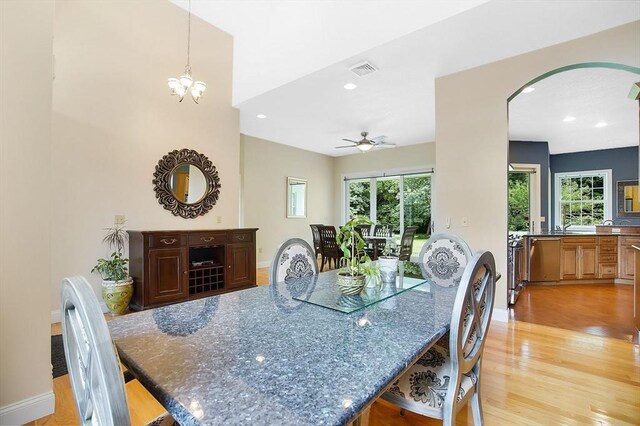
[335,131,396,153]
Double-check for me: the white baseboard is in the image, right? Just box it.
[492,308,509,323]
[0,391,54,425]
[257,260,271,269]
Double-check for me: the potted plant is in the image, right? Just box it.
[336,216,379,295]
[378,239,399,282]
[91,223,133,315]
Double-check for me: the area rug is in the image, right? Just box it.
[51,334,68,378]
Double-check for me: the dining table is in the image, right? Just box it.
[362,235,392,260]
[108,263,460,426]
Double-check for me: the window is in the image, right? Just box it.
[554,169,611,230]
[344,170,432,257]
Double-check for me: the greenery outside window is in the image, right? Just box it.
[554,169,612,230]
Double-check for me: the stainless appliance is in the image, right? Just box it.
[508,237,525,305]
[528,237,561,282]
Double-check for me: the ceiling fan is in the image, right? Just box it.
[335,131,396,152]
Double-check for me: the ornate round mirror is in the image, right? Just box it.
[153,149,221,218]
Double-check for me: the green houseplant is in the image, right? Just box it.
[335,216,380,294]
[91,223,133,315]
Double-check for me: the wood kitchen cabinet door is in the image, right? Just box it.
[561,246,579,280]
[148,248,188,305]
[580,246,597,279]
[621,245,636,280]
[561,242,597,280]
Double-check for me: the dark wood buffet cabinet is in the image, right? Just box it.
[127,228,258,310]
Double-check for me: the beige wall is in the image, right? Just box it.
[435,21,640,311]
[51,0,239,314]
[333,143,436,222]
[0,0,55,421]
[241,135,334,266]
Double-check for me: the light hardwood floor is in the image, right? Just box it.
[37,270,640,426]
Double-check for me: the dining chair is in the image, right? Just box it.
[398,226,419,261]
[381,250,496,426]
[61,276,176,426]
[270,238,318,284]
[318,225,341,271]
[309,224,323,260]
[418,233,472,287]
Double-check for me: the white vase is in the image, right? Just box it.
[378,256,399,282]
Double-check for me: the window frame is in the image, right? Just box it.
[553,169,612,231]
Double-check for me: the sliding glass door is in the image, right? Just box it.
[345,172,431,256]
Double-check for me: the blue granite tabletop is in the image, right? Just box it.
[108,270,458,426]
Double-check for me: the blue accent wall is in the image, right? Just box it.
[509,141,550,232]
[550,146,640,226]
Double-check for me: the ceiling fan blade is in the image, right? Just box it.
[378,142,397,148]
[370,135,386,143]
[341,138,358,143]
[335,145,356,149]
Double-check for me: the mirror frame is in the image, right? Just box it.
[153,149,221,219]
[286,177,307,218]
[617,179,640,217]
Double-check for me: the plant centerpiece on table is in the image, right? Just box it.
[336,216,380,295]
[91,223,134,315]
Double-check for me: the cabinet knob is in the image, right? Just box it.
[228,265,231,269]
[160,238,177,245]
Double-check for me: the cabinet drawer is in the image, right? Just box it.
[598,263,617,279]
[230,232,254,243]
[599,245,618,254]
[598,254,618,263]
[149,234,186,248]
[562,237,597,246]
[189,233,227,246]
[598,236,617,245]
[621,236,640,246]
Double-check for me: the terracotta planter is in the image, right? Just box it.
[101,278,133,315]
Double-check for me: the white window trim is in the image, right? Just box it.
[553,169,612,231]
[510,163,541,234]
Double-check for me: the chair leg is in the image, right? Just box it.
[320,256,325,272]
[471,390,484,425]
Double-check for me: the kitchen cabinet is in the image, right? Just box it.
[620,236,640,280]
[598,236,618,279]
[128,229,258,310]
[561,237,597,280]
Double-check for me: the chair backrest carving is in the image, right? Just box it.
[61,276,130,426]
[318,225,340,258]
[270,238,318,284]
[418,233,472,287]
[374,224,393,237]
[445,250,496,416]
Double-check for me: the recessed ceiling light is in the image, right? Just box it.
[521,86,535,94]
[343,83,357,90]
[595,122,607,128]
[563,116,576,122]
[256,114,267,119]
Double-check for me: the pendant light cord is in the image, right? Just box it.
[186,0,191,68]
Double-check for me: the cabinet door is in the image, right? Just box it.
[580,246,597,279]
[149,248,188,305]
[621,246,636,280]
[226,243,255,288]
[561,246,579,280]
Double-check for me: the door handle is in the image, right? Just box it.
[160,238,177,245]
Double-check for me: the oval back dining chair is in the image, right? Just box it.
[418,233,472,287]
[61,276,175,426]
[318,225,341,271]
[381,250,496,426]
[270,238,318,284]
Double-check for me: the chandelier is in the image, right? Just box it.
[168,0,206,103]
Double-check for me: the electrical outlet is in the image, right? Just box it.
[114,215,125,225]
[445,216,451,229]
[216,216,222,224]
[540,216,546,223]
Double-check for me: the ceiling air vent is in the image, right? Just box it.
[349,61,378,77]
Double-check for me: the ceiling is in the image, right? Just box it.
[173,0,640,157]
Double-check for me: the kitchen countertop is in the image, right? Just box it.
[522,231,640,237]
